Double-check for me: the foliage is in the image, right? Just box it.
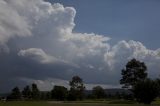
[68,76,85,100]
[120,58,147,89]
[155,78,160,97]
[133,79,159,104]
[92,86,106,99]
[51,85,68,101]
[8,87,21,100]
[22,85,32,100]
[40,91,51,100]
[31,83,40,100]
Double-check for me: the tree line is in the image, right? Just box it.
[6,76,122,101]
[3,58,160,104]
[7,76,84,101]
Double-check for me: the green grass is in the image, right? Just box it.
[0,100,160,106]
[0,101,48,106]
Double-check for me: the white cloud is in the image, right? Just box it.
[105,40,160,77]
[0,0,32,44]
[62,33,110,58]
[18,48,57,64]
[105,40,160,65]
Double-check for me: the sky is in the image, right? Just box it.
[51,0,160,49]
[0,0,160,92]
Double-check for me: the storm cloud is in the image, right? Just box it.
[0,0,160,92]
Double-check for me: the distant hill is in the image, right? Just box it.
[104,88,131,95]
[85,88,131,95]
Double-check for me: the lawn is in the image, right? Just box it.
[0,100,160,106]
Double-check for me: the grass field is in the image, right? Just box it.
[0,100,160,106]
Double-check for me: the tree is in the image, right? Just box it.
[68,76,85,100]
[31,83,40,100]
[120,58,147,89]
[9,87,21,100]
[92,86,106,99]
[155,78,160,97]
[115,92,121,99]
[22,85,32,100]
[51,85,68,101]
[133,79,159,104]
[40,91,51,100]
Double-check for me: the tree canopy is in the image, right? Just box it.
[68,76,85,100]
[22,85,32,100]
[51,85,68,101]
[92,86,106,99]
[120,58,147,89]
[31,83,40,100]
[133,79,159,104]
[9,87,21,100]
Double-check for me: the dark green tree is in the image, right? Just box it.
[120,58,147,89]
[155,78,160,97]
[40,91,51,100]
[68,76,85,100]
[115,92,121,99]
[46,92,52,100]
[22,85,32,100]
[51,85,68,101]
[92,86,106,99]
[9,87,21,100]
[31,83,40,100]
[133,79,159,104]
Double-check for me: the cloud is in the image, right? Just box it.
[20,78,70,91]
[0,0,32,44]
[105,40,160,77]
[62,33,110,58]
[0,0,160,92]
[18,48,79,68]
[18,48,58,64]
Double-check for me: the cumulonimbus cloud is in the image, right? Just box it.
[0,0,160,92]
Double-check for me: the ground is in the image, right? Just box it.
[0,100,160,106]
